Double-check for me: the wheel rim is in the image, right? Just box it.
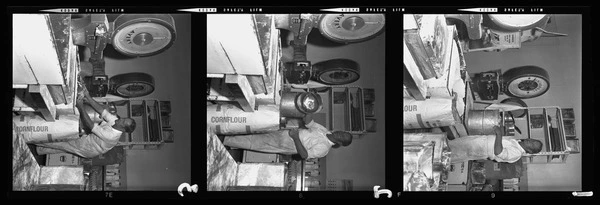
[341,16,366,31]
[488,14,546,28]
[507,76,549,98]
[501,98,527,118]
[300,93,320,113]
[319,14,385,43]
[318,69,359,85]
[113,22,174,56]
[115,82,154,97]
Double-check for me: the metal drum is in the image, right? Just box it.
[466,110,501,135]
[280,92,323,118]
[504,113,516,136]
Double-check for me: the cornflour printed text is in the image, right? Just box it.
[16,126,49,132]
[211,117,247,123]
[404,105,417,112]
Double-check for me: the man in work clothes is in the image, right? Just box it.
[448,126,543,163]
[36,87,136,158]
[221,114,353,159]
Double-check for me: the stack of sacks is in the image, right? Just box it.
[404,96,461,129]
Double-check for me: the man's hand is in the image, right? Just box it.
[76,97,84,106]
[493,125,503,136]
[493,125,504,156]
[76,83,87,104]
[83,87,92,100]
[288,128,308,159]
[303,114,313,125]
[289,129,300,139]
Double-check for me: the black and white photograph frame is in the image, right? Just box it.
[403,11,588,193]
[5,4,593,201]
[206,12,386,192]
[10,10,192,193]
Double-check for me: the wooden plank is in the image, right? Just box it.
[47,85,66,105]
[443,126,459,140]
[13,89,35,112]
[251,25,281,104]
[246,75,267,94]
[252,14,280,95]
[56,16,80,104]
[404,30,436,80]
[13,14,64,85]
[418,15,449,78]
[225,74,256,112]
[48,14,71,74]
[55,39,80,116]
[454,123,469,138]
[253,14,274,73]
[207,14,266,75]
[29,85,57,122]
[274,48,282,105]
[403,40,427,101]
[208,78,236,101]
[425,26,458,98]
[44,14,72,106]
[13,84,28,89]
[266,16,280,95]
[207,74,225,78]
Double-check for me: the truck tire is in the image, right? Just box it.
[502,65,550,99]
[110,72,155,98]
[483,14,550,32]
[500,98,527,118]
[312,59,361,85]
[318,14,385,43]
[111,14,177,57]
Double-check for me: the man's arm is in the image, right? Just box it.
[494,126,503,156]
[83,89,108,114]
[299,114,314,129]
[289,129,309,159]
[76,100,95,133]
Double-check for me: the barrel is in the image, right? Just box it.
[13,113,80,144]
[466,110,501,135]
[207,103,280,135]
[280,92,323,118]
[504,113,516,136]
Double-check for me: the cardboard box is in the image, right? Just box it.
[483,160,522,180]
[46,153,80,166]
[447,162,468,185]
[447,184,467,191]
[243,150,278,163]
